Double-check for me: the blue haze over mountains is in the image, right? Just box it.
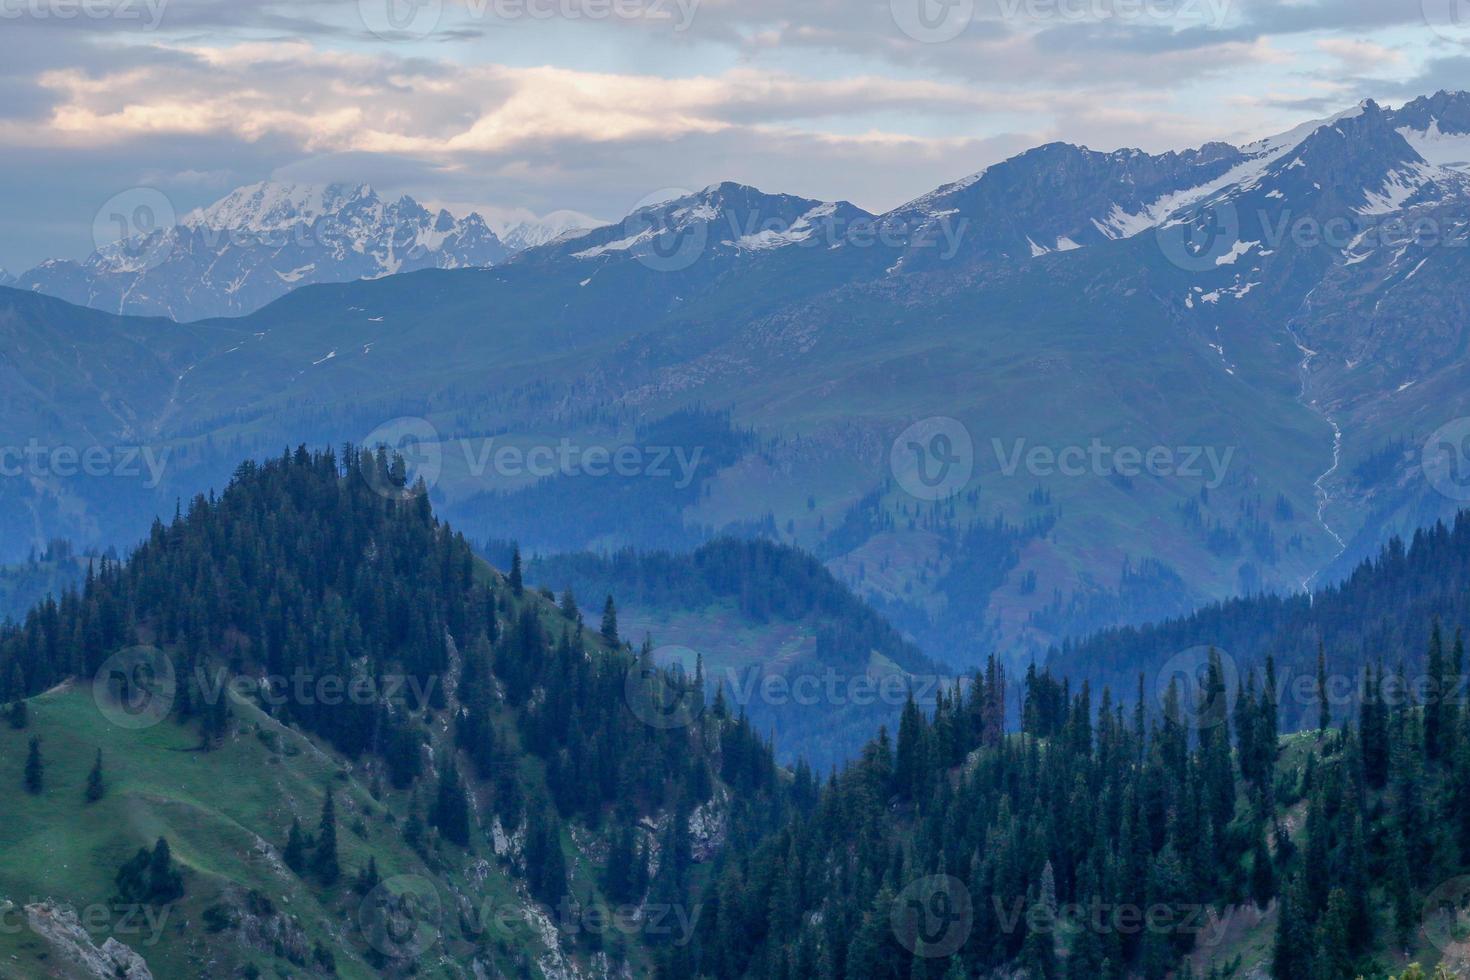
[6,92,1470,667]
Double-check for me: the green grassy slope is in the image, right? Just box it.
[0,681,543,979]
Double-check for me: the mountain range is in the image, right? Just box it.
[6,91,1470,667]
[6,183,595,322]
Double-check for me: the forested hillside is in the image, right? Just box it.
[0,447,796,977]
[0,540,88,624]
[1049,514,1470,732]
[519,538,948,771]
[675,646,1470,978]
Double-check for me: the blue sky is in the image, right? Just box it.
[0,0,1466,272]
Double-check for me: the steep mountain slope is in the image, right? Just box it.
[12,94,1470,667]
[0,448,794,977]
[16,183,508,321]
[0,287,237,565]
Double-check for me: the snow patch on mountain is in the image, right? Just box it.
[1358,162,1440,215]
[1396,120,1470,172]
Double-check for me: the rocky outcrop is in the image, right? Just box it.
[21,901,154,980]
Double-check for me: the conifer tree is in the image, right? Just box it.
[1427,622,1447,761]
[313,788,341,885]
[601,595,619,646]
[355,856,381,895]
[147,837,184,903]
[559,587,579,621]
[1315,643,1331,732]
[85,749,105,803]
[509,546,524,597]
[283,818,308,874]
[431,762,472,847]
[23,736,41,794]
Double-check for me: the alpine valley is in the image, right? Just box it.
[9,93,1470,672]
[12,87,1470,980]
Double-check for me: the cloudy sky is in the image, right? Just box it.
[1,0,1466,272]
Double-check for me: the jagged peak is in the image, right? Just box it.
[183,180,382,232]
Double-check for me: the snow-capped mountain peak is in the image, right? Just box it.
[555,182,871,266]
[496,209,604,253]
[17,180,507,320]
[183,181,379,233]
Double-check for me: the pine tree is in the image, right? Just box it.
[1315,643,1331,732]
[1427,622,1447,761]
[147,837,184,903]
[283,817,308,874]
[1385,824,1416,945]
[313,788,340,885]
[355,856,381,895]
[404,803,426,855]
[509,546,524,598]
[1273,875,1312,980]
[1249,833,1274,909]
[23,736,42,795]
[559,587,579,621]
[85,749,105,803]
[431,762,472,847]
[6,699,26,730]
[600,595,619,646]
[116,837,183,905]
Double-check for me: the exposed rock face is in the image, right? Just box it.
[22,901,155,980]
